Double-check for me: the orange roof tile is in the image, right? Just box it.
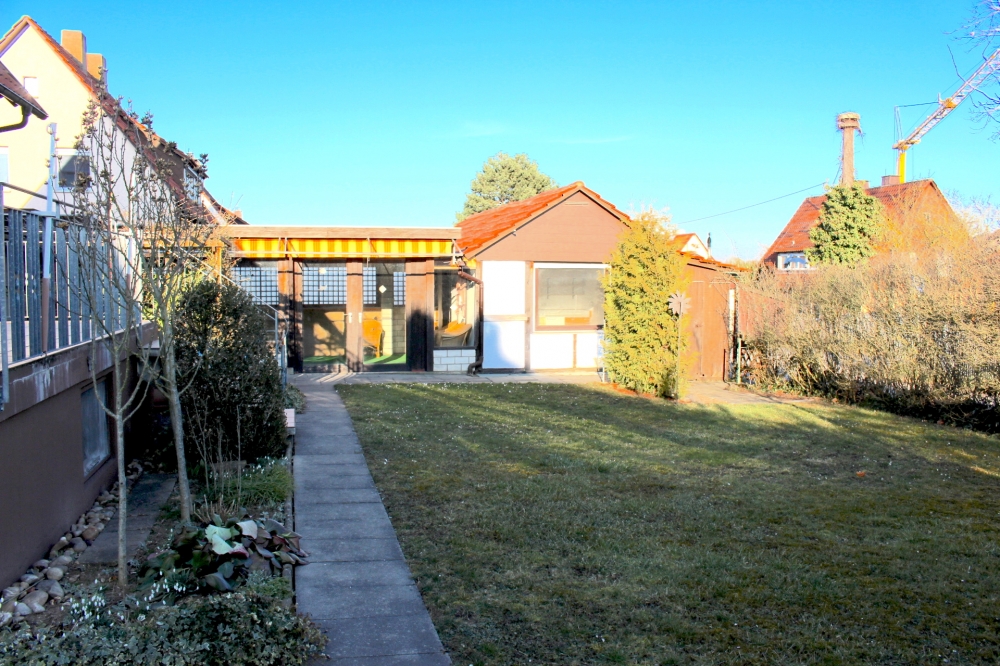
[763,179,954,264]
[456,181,628,257]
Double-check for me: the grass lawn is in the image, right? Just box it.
[338,383,1000,665]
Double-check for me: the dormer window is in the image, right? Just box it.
[183,167,203,201]
[776,252,810,271]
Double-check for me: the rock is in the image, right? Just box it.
[19,574,39,586]
[98,490,113,503]
[50,537,70,557]
[0,612,11,627]
[45,567,64,581]
[33,559,50,570]
[23,591,47,614]
[2,587,19,601]
[1,599,16,614]
[14,603,31,617]
[81,526,100,541]
[72,527,83,538]
[70,537,87,553]
[37,581,64,600]
[53,555,73,567]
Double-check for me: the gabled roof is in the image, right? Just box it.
[456,181,628,256]
[763,179,953,264]
[0,58,45,119]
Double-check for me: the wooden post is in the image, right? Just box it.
[346,260,363,372]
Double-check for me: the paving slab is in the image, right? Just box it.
[304,538,404,563]
[78,474,176,564]
[293,381,450,664]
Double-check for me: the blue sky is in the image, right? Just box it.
[5,1,998,259]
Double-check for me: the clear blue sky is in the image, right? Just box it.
[5,1,998,260]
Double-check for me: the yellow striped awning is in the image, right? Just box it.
[231,237,456,259]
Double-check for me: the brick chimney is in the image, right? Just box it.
[60,30,86,65]
[86,53,106,81]
[836,112,861,187]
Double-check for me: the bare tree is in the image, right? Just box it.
[72,88,212,531]
[962,1,1000,136]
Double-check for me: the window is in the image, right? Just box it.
[233,264,281,305]
[363,266,377,305]
[81,379,110,475]
[183,168,202,201]
[434,267,477,347]
[535,265,604,329]
[302,263,346,305]
[57,153,90,189]
[776,252,810,271]
[0,148,8,184]
[393,271,406,306]
[22,77,38,96]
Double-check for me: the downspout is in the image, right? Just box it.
[457,266,483,375]
[0,106,30,134]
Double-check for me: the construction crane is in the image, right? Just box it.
[893,46,1000,183]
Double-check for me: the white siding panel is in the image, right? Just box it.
[575,332,600,368]
[482,261,525,316]
[484,321,525,369]
[529,333,574,369]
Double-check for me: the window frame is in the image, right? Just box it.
[776,252,811,271]
[533,262,607,332]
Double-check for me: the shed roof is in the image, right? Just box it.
[456,181,628,257]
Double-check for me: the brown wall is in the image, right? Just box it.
[0,343,119,589]
[476,191,626,262]
[683,262,736,381]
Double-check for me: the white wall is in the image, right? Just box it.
[482,261,526,370]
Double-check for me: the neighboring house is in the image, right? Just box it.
[0,17,237,591]
[764,178,958,270]
[0,16,238,221]
[223,181,740,379]
[670,232,711,260]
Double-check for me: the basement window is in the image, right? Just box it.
[535,264,605,329]
[81,379,111,476]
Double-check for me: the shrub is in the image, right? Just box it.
[174,280,286,466]
[741,233,1000,430]
[206,459,293,508]
[284,385,306,413]
[601,209,689,397]
[0,589,324,665]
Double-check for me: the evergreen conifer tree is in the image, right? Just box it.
[602,210,689,397]
[456,152,556,221]
[806,185,885,266]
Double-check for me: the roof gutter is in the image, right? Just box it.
[0,105,30,133]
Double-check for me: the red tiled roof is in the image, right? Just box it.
[456,181,628,256]
[763,179,953,264]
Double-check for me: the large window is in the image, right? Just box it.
[233,263,281,305]
[434,265,477,348]
[535,265,604,329]
[57,152,90,190]
[776,252,810,271]
[81,379,110,476]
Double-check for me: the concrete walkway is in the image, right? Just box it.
[294,381,450,665]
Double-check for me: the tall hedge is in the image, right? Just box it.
[175,280,286,466]
[602,210,689,397]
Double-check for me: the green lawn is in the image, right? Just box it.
[338,383,1000,665]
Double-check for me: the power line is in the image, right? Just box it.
[677,181,826,225]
